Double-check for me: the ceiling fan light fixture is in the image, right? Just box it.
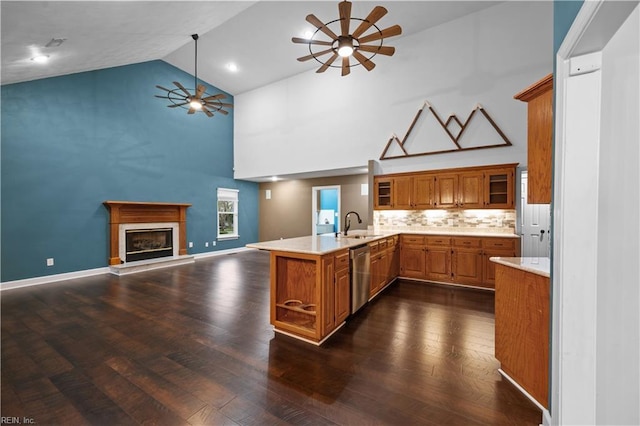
[337,36,354,57]
[189,98,203,110]
[31,54,49,63]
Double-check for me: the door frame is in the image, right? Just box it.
[552,2,639,425]
[311,185,341,235]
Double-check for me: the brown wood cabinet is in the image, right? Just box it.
[399,234,520,289]
[374,177,393,209]
[271,248,351,344]
[399,235,426,278]
[370,237,399,298]
[515,74,553,204]
[495,263,549,408]
[425,237,452,281]
[375,164,517,211]
[451,237,483,286]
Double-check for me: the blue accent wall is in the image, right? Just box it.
[554,0,585,53]
[1,60,258,282]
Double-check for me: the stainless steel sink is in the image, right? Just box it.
[343,234,382,240]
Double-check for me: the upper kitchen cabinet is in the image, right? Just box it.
[375,164,517,211]
[374,177,393,209]
[484,167,515,209]
[514,74,553,204]
[375,174,436,210]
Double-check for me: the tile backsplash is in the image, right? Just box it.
[374,209,516,234]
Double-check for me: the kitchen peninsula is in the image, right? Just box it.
[248,229,521,345]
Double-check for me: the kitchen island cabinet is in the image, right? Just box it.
[247,234,388,345]
[491,257,550,409]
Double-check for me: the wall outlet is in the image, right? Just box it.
[205,242,209,247]
[46,258,54,266]
[189,242,193,248]
[212,241,216,246]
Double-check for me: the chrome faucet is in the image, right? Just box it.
[343,211,362,236]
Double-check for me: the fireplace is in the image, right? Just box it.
[103,201,191,266]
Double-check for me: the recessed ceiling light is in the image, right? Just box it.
[227,63,238,72]
[31,55,49,63]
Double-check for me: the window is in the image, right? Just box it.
[217,188,239,240]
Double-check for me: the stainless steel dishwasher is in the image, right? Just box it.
[350,244,371,314]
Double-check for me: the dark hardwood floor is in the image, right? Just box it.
[1,250,541,425]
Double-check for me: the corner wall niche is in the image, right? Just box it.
[103,201,193,275]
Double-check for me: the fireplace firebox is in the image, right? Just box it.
[125,228,173,262]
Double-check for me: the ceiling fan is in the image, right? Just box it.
[155,34,232,117]
[292,0,402,76]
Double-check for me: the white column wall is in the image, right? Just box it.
[234,1,552,180]
[595,6,639,424]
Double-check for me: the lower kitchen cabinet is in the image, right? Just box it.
[452,237,483,287]
[370,237,399,298]
[400,234,520,289]
[425,237,451,282]
[399,235,426,278]
[334,250,351,326]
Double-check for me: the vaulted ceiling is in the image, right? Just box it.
[1,1,502,95]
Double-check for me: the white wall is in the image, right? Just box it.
[595,6,639,424]
[234,1,553,180]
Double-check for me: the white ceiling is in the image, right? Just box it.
[1,1,502,95]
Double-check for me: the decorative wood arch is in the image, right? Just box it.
[380,101,512,160]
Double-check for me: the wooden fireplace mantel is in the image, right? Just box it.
[103,201,191,266]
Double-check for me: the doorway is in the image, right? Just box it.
[520,170,550,257]
[311,185,340,235]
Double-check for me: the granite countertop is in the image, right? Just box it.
[246,233,393,255]
[489,256,550,278]
[247,229,520,256]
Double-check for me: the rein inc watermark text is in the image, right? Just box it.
[1,417,35,424]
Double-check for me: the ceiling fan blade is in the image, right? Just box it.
[306,14,338,40]
[292,37,333,46]
[206,102,234,109]
[155,85,173,92]
[187,107,196,115]
[352,6,387,39]
[202,93,226,101]
[297,48,334,62]
[341,56,350,76]
[353,50,376,71]
[358,24,402,44]
[202,106,214,117]
[214,108,229,115]
[339,1,352,36]
[173,81,192,97]
[195,84,206,99]
[357,44,396,56]
[317,52,339,73]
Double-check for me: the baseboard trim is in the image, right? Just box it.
[194,247,254,260]
[498,368,548,416]
[0,267,110,291]
[1,247,254,291]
